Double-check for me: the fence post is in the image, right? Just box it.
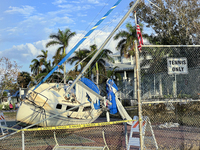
[124,122,128,149]
[22,131,25,150]
[134,41,143,150]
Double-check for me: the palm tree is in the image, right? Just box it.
[17,71,31,88]
[46,28,76,84]
[113,22,148,58]
[107,66,122,81]
[37,50,48,62]
[67,44,114,84]
[29,59,41,76]
[113,23,137,57]
[52,54,64,71]
[113,22,149,100]
[36,50,48,71]
[86,44,114,83]
[67,49,90,72]
[41,60,54,73]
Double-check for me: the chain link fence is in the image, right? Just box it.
[141,46,200,100]
[1,0,200,149]
[0,122,128,150]
[137,46,200,150]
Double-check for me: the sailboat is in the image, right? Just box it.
[16,0,140,127]
[16,77,105,126]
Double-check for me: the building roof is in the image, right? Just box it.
[12,91,19,97]
[0,90,19,97]
[106,62,135,71]
[112,52,120,56]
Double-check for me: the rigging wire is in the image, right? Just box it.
[64,5,134,82]
[67,0,111,52]
[47,1,135,84]
[34,0,124,90]
[47,2,129,84]
[68,1,131,51]
[78,1,135,50]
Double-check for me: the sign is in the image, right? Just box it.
[167,58,188,74]
[127,116,158,150]
[0,113,8,135]
[20,90,24,95]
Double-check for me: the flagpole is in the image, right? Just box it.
[134,11,143,150]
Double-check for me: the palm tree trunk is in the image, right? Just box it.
[63,47,66,84]
[96,62,99,88]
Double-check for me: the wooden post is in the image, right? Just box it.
[22,131,25,150]
[135,41,143,150]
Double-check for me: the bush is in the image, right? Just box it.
[4,104,10,110]
[0,104,3,110]
[13,103,16,109]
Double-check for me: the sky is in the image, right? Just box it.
[0,0,145,74]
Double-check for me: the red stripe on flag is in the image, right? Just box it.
[136,23,143,51]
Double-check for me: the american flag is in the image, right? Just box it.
[136,18,143,51]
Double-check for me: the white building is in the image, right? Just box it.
[106,52,135,82]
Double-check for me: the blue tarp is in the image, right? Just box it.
[106,79,118,114]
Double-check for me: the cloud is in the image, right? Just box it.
[27,43,38,56]
[57,4,73,9]
[4,5,35,17]
[0,25,122,73]
[57,4,92,11]
[77,13,87,17]
[53,0,105,7]
[87,0,100,4]
[52,0,67,5]
[51,16,75,24]
[6,27,18,34]
[64,29,119,54]
[3,12,74,41]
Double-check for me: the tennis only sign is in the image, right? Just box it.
[167,58,188,74]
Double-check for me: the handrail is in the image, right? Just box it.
[26,90,49,108]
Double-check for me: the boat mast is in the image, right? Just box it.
[66,0,141,94]
[33,0,123,91]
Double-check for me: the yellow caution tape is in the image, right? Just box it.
[18,120,135,132]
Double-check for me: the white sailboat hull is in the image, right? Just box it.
[16,101,103,127]
[16,82,103,127]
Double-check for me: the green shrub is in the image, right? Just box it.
[13,103,16,109]
[4,104,9,110]
[0,104,3,110]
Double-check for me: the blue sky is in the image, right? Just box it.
[0,0,143,73]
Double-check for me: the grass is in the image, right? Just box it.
[2,111,17,120]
